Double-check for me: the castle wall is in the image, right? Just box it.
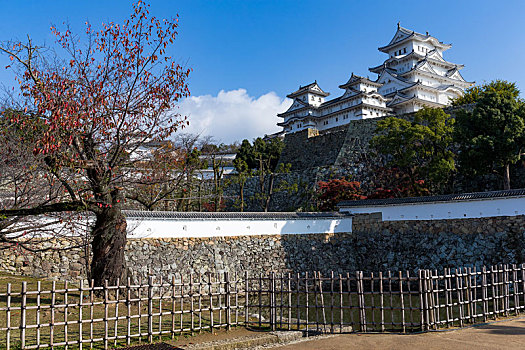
[340,195,525,221]
[277,124,349,170]
[125,213,525,281]
[278,117,385,176]
[3,213,524,283]
[253,117,388,212]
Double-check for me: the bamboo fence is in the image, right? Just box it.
[2,264,525,349]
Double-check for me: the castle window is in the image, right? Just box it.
[311,96,315,101]
[403,48,407,53]
[336,117,338,122]
[318,97,321,102]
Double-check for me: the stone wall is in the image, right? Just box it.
[277,118,386,184]
[125,214,525,281]
[226,118,389,212]
[0,239,90,280]
[230,118,388,212]
[278,125,350,170]
[3,213,524,282]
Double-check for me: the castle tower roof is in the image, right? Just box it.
[286,81,330,99]
[339,73,382,89]
[378,23,452,53]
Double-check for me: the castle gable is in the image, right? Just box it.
[384,25,414,48]
[446,68,467,82]
[415,59,439,75]
[284,99,308,113]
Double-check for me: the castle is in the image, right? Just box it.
[277,24,474,134]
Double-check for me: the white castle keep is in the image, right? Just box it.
[278,24,474,134]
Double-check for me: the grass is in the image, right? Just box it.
[246,292,423,333]
[246,285,516,333]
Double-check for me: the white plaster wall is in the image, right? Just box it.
[308,93,323,107]
[416,42,434,54]
[408,42,418,53]
[438,91,457,105]
[126,217,353,238]
[16,215,353,239]
[339,196,525,221]
[388,45,409,57]
[432,65,449,76]
[378,80,405,95]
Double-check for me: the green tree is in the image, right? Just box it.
[454,81,525,190]
[231,157,250,212]
[235,137,283,172]
[452,79,520,107]
[371,107,455,194]
[233,137,287,211]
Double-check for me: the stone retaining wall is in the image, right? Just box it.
[2,214,524,282]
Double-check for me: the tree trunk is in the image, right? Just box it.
[239,179,245,212]
[90,189,127,287]
[504,163,511,190]
[198,182,202,212]
[259,157,265,210]
[264,173,275,212]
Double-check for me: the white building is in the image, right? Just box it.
[278,24,473,134]
[371,24,474,114]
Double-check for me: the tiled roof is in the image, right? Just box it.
[287,81,330,98]
[339,73,383,89]
[124,210,349,220]
[338,189,525,208]
[379,25,451,53]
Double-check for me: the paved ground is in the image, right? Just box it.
[271,317,525,350]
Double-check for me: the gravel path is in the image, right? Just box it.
[270,317,525,350]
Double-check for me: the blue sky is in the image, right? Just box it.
[1,0,524,142]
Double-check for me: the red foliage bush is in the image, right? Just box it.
[368,167,430,199]
[316,178,366,211]
[202,199,226,212]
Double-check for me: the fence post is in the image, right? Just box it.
[245,271,249,326]
[504,264,509,316]
[513,264,518,315]
[20,281,27,349]
[482,266,488,322]
[6,283,11,350]
[305,272,309,336]
[79,280,84,350]
[148,276,154,343]
[357,271,366,332]
[427,270,435,329]
[522,264,525,315]
[270,272,276,331]
[104,280,109,350]
[418,270,427,331]
[225,272,231,330]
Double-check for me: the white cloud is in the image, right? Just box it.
[174,89,291,144]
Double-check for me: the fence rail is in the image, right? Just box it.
[1,264,525,349]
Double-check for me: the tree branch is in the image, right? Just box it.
[0,201,87,217]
